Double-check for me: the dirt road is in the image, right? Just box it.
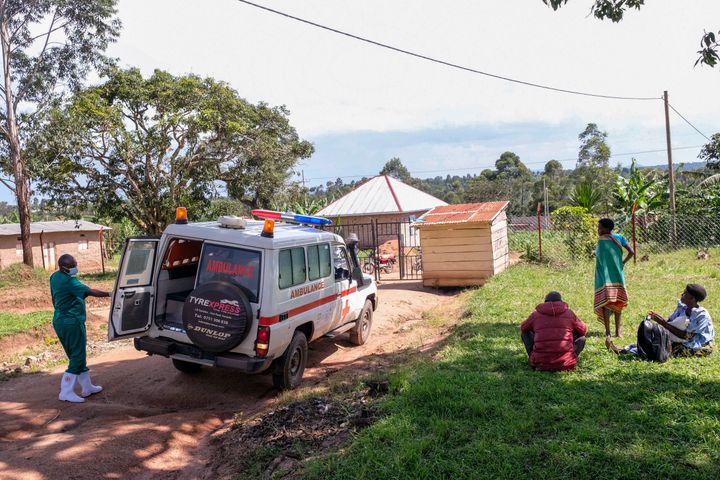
[0,281,460,480]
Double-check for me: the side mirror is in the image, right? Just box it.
[345,234,364,286]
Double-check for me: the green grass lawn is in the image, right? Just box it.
[304,249,720,479]
[78,270,118,282]
[0,311,54,337]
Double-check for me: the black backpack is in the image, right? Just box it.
[636,319,672,363]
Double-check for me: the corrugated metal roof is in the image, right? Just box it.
[0,220,111,237]
[316,175,447,217]
[415,202,509,226]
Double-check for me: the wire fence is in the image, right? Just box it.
[508,214,719,265]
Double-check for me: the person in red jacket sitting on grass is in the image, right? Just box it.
[520,291,588,371]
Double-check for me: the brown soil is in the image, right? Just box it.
[207,391,384,480]
[0,280,463,480]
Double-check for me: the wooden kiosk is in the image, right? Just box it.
[414,202,509,287]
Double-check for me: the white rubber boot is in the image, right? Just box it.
[59,372,86,403]
[78,371,103,397]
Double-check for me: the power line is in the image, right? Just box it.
[668,103,711,141]
[235,0,661,102]
[300,144,704,182]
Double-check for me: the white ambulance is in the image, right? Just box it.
[108,209,378,389]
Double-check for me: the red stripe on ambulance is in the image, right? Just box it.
[259,286,358,326]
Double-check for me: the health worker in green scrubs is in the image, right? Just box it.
[51,254,111,403]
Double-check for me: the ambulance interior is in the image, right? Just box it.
[155,238,204,330]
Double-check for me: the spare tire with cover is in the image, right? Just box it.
[182,281,252,353]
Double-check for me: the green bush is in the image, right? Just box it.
[551,206,597,259]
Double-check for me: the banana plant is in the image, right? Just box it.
[272,197,328,216]
[614,159,667,222]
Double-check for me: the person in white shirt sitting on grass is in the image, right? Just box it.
[607,284,714,357]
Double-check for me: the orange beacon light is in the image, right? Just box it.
[175,207,188,224]
[261,219,275,238]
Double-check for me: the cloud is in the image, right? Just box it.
[110,0,719,137]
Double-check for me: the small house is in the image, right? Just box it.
[414,202,509,287]
[0,220,110,271]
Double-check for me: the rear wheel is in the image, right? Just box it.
[349,300,373,345]
[362,261,374,274]
[172,358,203,374]
[272,331,308,390]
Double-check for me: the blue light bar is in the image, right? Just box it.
[293,214,332,225]
[253,209,332,226]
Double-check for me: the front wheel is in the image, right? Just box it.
[272,331,308,390]
[363,262,375,274]
[172,358,203,374]
[349,300,373,346]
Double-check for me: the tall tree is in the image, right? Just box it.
[222,101,314,210]
[379,157,413,183]
[576,123,614,211]
[33,68,313,234]
[695,133,720,188]
[577,123,610,171]
[700,133,720,169]
[495,151,531,179]
[541,1,718,68]
[0,0,119,266]
[534,159,568,212]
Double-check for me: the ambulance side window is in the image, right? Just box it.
[279,247,306,289]
[307,243,332,281]
[119,241,157,288]
[333,245,350,281]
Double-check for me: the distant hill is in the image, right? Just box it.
[532,161,708,175]
[642,161,706,171]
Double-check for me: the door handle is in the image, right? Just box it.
[124,290,136,298]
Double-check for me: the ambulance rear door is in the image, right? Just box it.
[109,237,160,340]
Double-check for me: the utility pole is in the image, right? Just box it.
[301,170,307,204]
[663,91,677,245]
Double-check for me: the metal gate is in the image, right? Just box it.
[321,220,422,281]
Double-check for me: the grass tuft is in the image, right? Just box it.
[78,270,117,282]
[0,264,50,289]
[0,311,54,337]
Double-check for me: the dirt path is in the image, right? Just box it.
[0,281,460,480]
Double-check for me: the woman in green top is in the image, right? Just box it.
[50,254,111,403]
[594,218,634,338]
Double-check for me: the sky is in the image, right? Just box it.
[3,0,720,201]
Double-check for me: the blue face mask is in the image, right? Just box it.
[67,267,79,277]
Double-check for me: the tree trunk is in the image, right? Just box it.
[0,16,33,266]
